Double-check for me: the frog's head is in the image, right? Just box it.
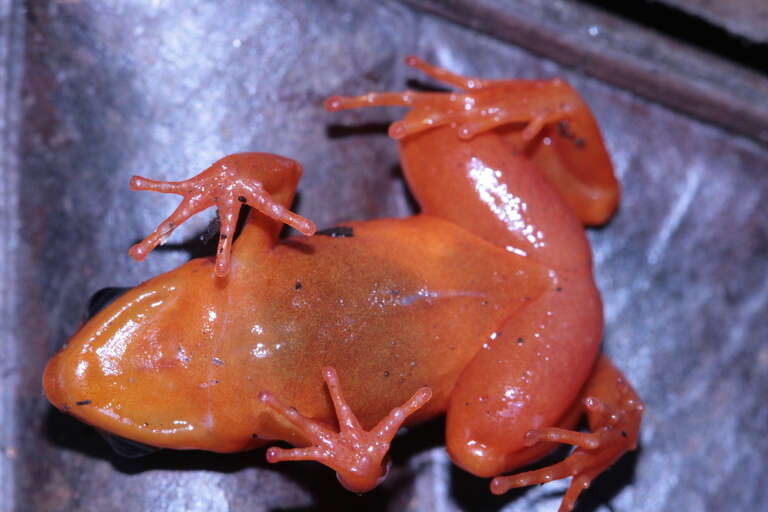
[43,258,238,451]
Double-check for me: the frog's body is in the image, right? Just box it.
[46,215,545,451]
[44,58,642,512]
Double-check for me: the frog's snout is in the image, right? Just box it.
[42,352,69,411]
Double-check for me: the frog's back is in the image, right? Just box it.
[44,215,548,452]
[220,215,549,436]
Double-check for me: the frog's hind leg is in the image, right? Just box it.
[445,277,605,476]
[328,56,573,143]
[258,367,431,493]
[407,58,622,225]
[491,356,643,512]
[129,153,315,277]
[326,56,620,225]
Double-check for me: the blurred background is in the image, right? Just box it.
[1,1,766,511]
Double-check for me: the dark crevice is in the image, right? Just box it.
[578,0,768,75]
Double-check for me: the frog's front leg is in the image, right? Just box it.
[491,356,643,512]
[128,153,316,276]
[258,367,432,493]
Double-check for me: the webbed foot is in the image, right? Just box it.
[258,367,431,493]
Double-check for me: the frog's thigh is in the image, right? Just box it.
[445,286,601,478]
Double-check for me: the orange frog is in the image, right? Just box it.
[44,57,643,511]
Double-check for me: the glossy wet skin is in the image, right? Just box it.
[45,216,547,451]
[44,58,642,511]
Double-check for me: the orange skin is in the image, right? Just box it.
[44,57,643,511]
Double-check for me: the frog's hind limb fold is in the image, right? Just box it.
[324,56,619,226]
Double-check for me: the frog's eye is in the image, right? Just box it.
[97,430,159,458]
[85,286,132,320]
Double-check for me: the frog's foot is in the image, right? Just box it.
[325,89,468,140]
[453,93,574,143]
[490,385,643,512]
[258,367,432,493]
[128,158,315,277]
[403,56,575,143]
[325,56,576,143]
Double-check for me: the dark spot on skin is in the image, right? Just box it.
[212,357,224,366]
[481,300,488,305]
[558,120,575,139]
[524,296,532,301]
[238,196,247,202]
[465,402,470,407]
[75,400,92,406]
[251,433,260,439]
[621,430,628,438]
[388,289,400,296]
[384,370,390,377]
[557,120,587,149]
[220,233,227,240]
[295,281,302,290]
[168,221,175,228]
[516,337,525,345]
[555,287,563,292]
[316,225,354,238]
